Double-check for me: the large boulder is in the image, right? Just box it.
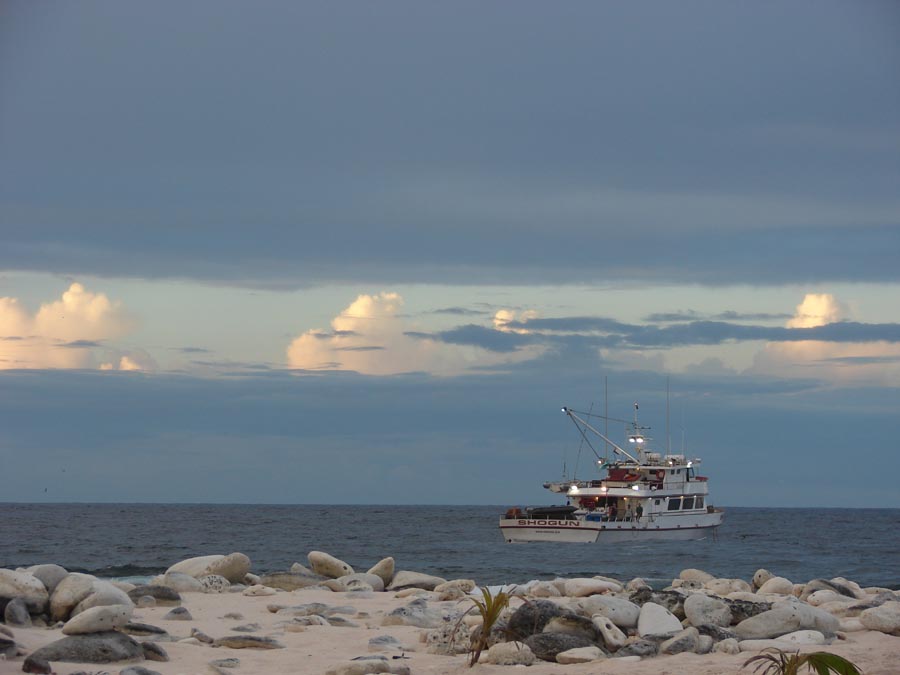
[660,627,700,654]
[386,570,446,591]
[543,615,597,641]
[758,577,794,595]
[166,553,250,583]
[166,555,224,578]
[684,593,732,627]
[4,597,32,627]
[329,573,385,593]
[734,606,802,639]
[308,551,354,579]
[29,631,144,663]
[26,564,69,595]
[752,569,774,590]
[630,587,686,618]
[126,585,181,606]
[577,595,640,629]
[507,600,571,639]
[860,601,900,634]
[524,632,595,662]
[680,569,715,583]
[637,602,682,637]
[367,557,395,587]
[63,604,132,635]
[148,572,203,593]
[0,568,49,614]
[563,578,620,597]
[72,580,134,616]
[50,573,97,622]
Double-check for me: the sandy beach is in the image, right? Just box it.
[2,556,899,675]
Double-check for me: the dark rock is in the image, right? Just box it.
[4,597,31,627]
[191,628,214,644]
[119,667,162,675]
[804,579,857,599]
[0,636,17,658]
[629,588,686,618]
[615,639,659,657]
[213,635,284,649]
[29,631,144,664]
[141,642,169,662]
[22,655,53,674]
[0,625,12,637]
[230,623,260,632]
[126,586,181,606]
[162,607,191,621]
[524,633,596,662]
[209,657,241,668]
[696,623,738,641]
[507,600,572,640]
[123,622,167,636]
[724,598,772,624]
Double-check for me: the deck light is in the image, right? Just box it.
[631,485,640,491]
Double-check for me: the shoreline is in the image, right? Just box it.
[2,552,899,675]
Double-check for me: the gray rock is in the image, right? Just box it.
[697,634,714,654]
[0,568,49,614]
[326,616,360,628]
[126,585,181,606]
[860,600,900,634]
[577,595,640,628]
[724,597,772,623]
[141,642,169,662]
[637,601,683,636]
[163,606,192,621]
[592,614,627,650]
[713,637,740,654]
[524,632,596,662]
[684,593,732,627]
[507,599,571,639]
[123,622,167,636]
[213,635,285,649]
[696,623,738,641]
[191,627,215,643]
[368,635,403,652]
[0,624,12,637]
[734,605,802,639]
[119,667,161,675]
[258,571,328,591]
[136,596,156,608]
[0,636,17,659]
[22,655,53,674]
[210,657,241,668]
[26,564,69,595]
[614,639,659,657]
[424,620,469,655]
[543,614,597,641]
[386,570,446,591]
[630,588,685,618]
[4,596,31,627]
[382,598,452,628]
[800,579,859,601]
[230,623,260,632]
[29,630,144,663]
[660,627,700,654]
[63,603,132,635]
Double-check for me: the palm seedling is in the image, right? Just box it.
[743,648,863,675]
[466,586,511,667]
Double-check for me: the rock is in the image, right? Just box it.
[122,622,167,636]
[209,657,240,668]
[290,562,315,575]
[680,569,715,583]
[860,601,900,634]
[163,607,192,621]
[308,551,355,579]
[4,596,31,627]
[758,576,794,595]
[528,581,562,597]
[386,570,446,591]
[213,635,285,649]
[141,642,169,661]
[199,575,230,593]
[126,585,181,606]
[63,604,132,635]
[630,587,685,618]
[0,568,49,614]
[684,593,732,627]
[150,572,203,593]
[243,584,277,596]
[290,615,330,626]
[696,623,738,641]
[578,595,641,629]
[713,637,740,654]
[524,632,595,662]
[0,624,13,637]
[335,573,385,593]
[780,629,826,644]
[543,615,597,641]
[725,597,772,623]
[26,564,69,595]
[705,578,751,595]
[424,620,469,655]
[660,627,700,654]
[136,596,156,608]
[738,638,797,652]
[839,617,866,632]
[192,628,215,643]
[119,667,161,675]
[697,634,714,654]
[259,571,327,591]
[0,636,17,659]
[204,553,251,583]
[434,578,476,595]
[752,569,774,590]
[29,631,144,663]
[72,581,134,617]
[324,658,410,675]
[367,558,395,586]
[230,623,260,632]
[626,577,651,592]
[49,573,97,621]
[800,579,860,601]
[592,614,627,649]
[484,640,535,665]
[637,602,682,637]
[382,598,452,628]
[22,655,53,674]
[507,599,572,639]
[326,616,360,628]
[556,645,605,663]
[165,554,224,579]
[734,605,801,639]
[615,639,659,657]
[781,598,840,635]
[368,635,404,652]
[807,590,852,607]
[563,578,620,597]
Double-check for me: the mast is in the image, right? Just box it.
[666,376,670,455]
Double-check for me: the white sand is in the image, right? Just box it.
[2,588,898,675]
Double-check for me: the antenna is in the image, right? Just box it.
[666,376,671,455]
[604,375,609,462]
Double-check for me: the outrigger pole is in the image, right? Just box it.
[561,407,642,465]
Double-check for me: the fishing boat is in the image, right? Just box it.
[499,404,724,543]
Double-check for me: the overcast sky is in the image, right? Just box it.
[1,1,899,506]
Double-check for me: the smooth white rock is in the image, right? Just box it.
[62,603,132,635]
[366,558,395,587]
[684,593,732,627]
[679,569,715,583]
[758,577,793,595]
[556,646,605,663]
[860,601,900,633]
[243,585,277,597]
[167,555,225,579]
[152,572,204,593]
[839,617,866,632]
[592,614,627,649]
[807,589,851,606]
[49,573,97,622]
[71,581,133,617]
[433,579,475,594]
[308,551,355,579]
[637,602,682,637]
[739,638,795,652]
[26,564,69,595]
[752,569,773,590]
[529,581,561,598]
[563,578,619,597]
[386,570,446,591]
[336,573,385,592]
[778,629,826,645]
[713,638,740,654]
[484,641,535,665]
[206,553,251,583]
[578,595,640,629]
[0,569,49,613]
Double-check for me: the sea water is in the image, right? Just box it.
[2,504,897,589]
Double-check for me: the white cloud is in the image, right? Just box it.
[749,293,900,384]
[286,292,541,375]
[0,282,143,370]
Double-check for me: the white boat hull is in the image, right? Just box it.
[499,510,724,544]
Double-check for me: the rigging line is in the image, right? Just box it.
[572,401,594,480]
[569,415,603,463]
[566,409,630,424]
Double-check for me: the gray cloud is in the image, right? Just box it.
[1,2,897,287]
[57,340,103,349]
[645,310,792,323]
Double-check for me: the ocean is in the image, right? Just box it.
[2,504,898,589]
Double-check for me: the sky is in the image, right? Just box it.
[1,1,899,506]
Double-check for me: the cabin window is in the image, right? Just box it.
[695,496,704,508]
[667,498,681,511]
[654,499,661,505]
[676,468,681,474]
[682,497,695,510]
